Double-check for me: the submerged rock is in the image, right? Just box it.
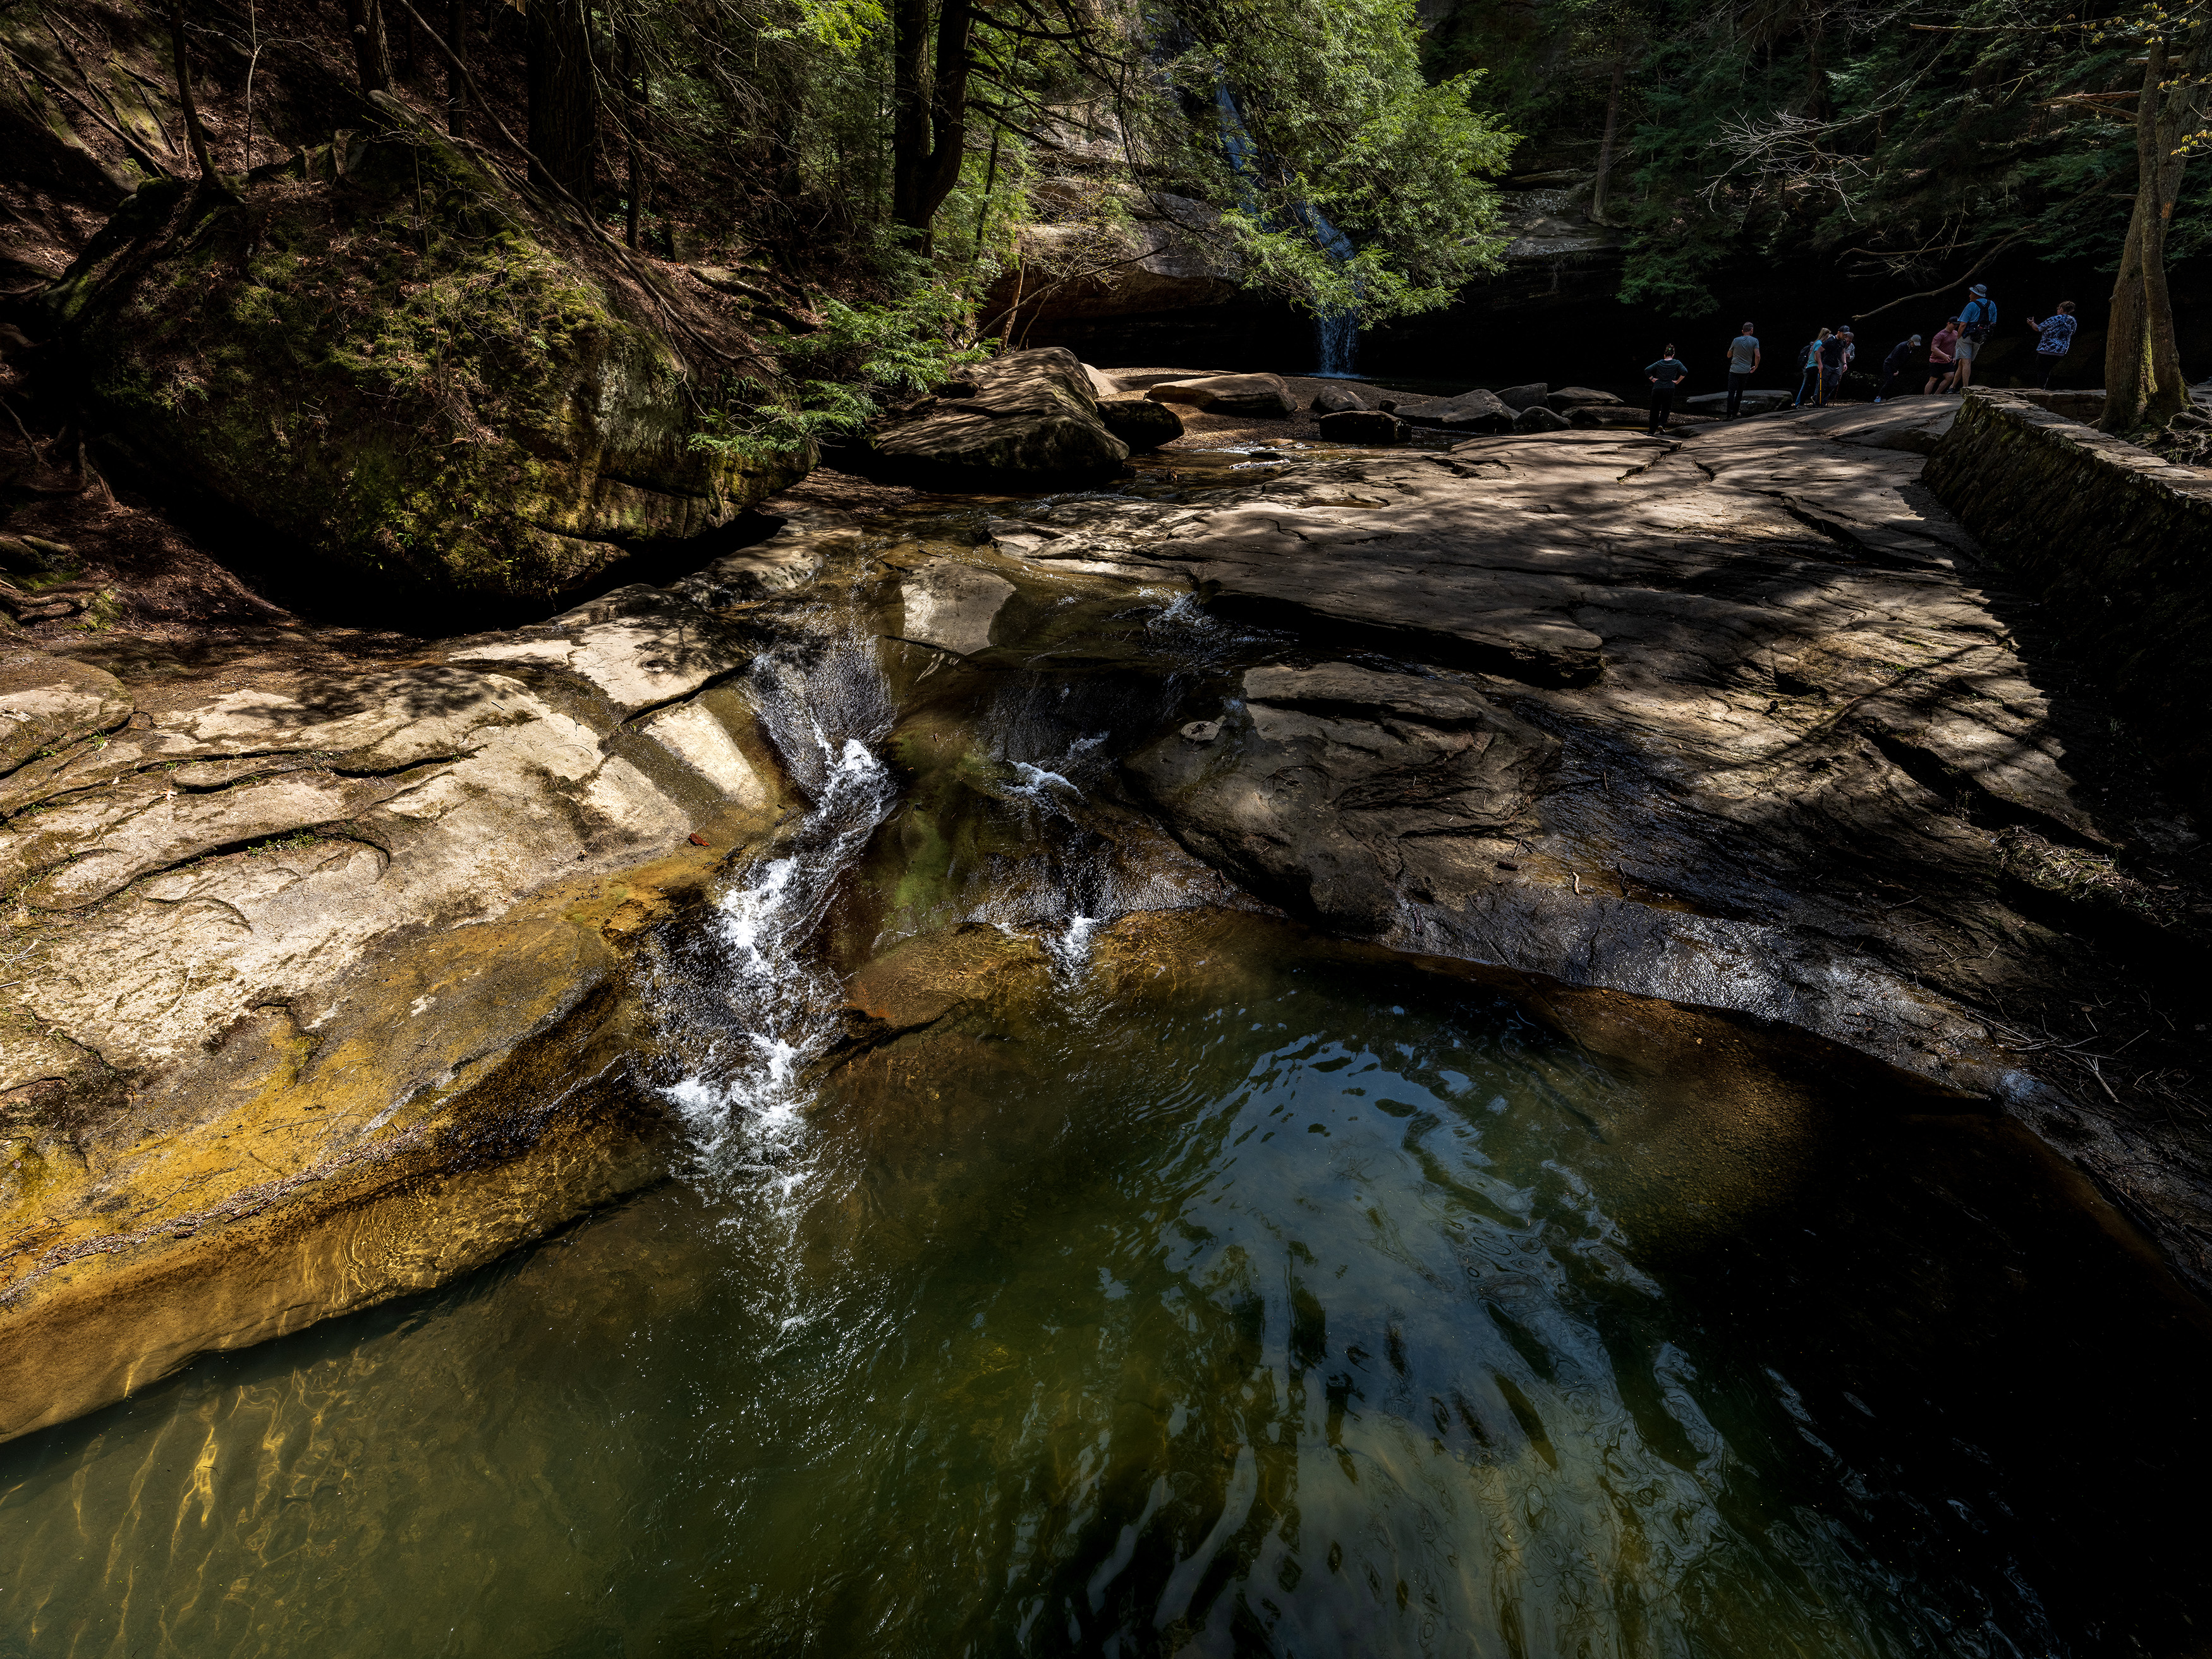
[46,102,801,614]
[867,347,1129,484]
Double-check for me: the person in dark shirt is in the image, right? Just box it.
[1646,345,1689,434]
[1876,335,1922,402]
[1818,328,1854,405]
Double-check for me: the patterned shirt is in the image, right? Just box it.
[2036,313,2079,356]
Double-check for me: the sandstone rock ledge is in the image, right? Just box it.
[0,513,854,1442]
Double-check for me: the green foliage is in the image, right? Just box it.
[1141,0,1517,320]
[691,279,993,462]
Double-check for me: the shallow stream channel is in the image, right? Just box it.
[6,451,2212,1656]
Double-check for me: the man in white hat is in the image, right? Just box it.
[1954,284,1998,391]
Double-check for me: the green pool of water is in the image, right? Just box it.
[4,924,2208,1656]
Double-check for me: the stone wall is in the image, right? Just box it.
[1923,390,2212,810]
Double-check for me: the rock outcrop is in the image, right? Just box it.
[45,102,801,615]
[866,348,1130,484]
[0,512,856,1442]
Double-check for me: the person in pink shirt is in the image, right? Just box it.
[1924,319,1962,394]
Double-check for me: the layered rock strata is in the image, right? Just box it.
[0,513,853,1440]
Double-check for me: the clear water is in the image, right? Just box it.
[4,924,2209,1657]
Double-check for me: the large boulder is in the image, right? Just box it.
[1514,404,1571,433]
[1145,373,1297,418]
[1097,396,1184,450]
[44,102,801,616]
[1395,388,1514,434]
[1547,386,1624,413]
[1316,409,1409,445]
[867,348,1130,483]
[1311,384,1367,414]
[1498,382,1550,412]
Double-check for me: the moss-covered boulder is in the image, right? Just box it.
[45,100,805,612]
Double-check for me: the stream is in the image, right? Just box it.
[4,456,2211,1657]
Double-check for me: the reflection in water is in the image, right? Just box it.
[4,927,2211,1657]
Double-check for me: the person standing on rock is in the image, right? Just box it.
[1818,327,1854,406]
[1795,328,1831,406]
[1646,345,1689,434]
[2026,300,2078,387]
[1925,319,1962,394]
[1724,322,1761,418]
[1954,285,1998,391]
[1876,334,1923,402]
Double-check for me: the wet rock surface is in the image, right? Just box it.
[966,402,2212,1295]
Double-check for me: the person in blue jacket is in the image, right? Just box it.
[1794,329,1831,406]
[2026,301,2078,387]
[1954,284,1998,391]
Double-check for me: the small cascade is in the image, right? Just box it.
[659,629,897,1187]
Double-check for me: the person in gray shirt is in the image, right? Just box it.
[1723,322,1761,419]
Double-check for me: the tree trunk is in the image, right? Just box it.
[1590,59,1623,225]
[446,0,468,136]
[527,0,597,212]
[623,28,641,250]
[2101,27,2208,432]
[167,0,219,183]
[343,0,393,95]
[890,0,973,249]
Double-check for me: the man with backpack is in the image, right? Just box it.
[1794,328,1831,406]
[1954,285,1998,391]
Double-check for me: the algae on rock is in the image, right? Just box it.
[46,108,805,612]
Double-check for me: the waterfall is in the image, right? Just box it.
[659,628,896,1186]
[1213,80,1361,378]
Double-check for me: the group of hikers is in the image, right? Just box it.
[1638,284,2084,435]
